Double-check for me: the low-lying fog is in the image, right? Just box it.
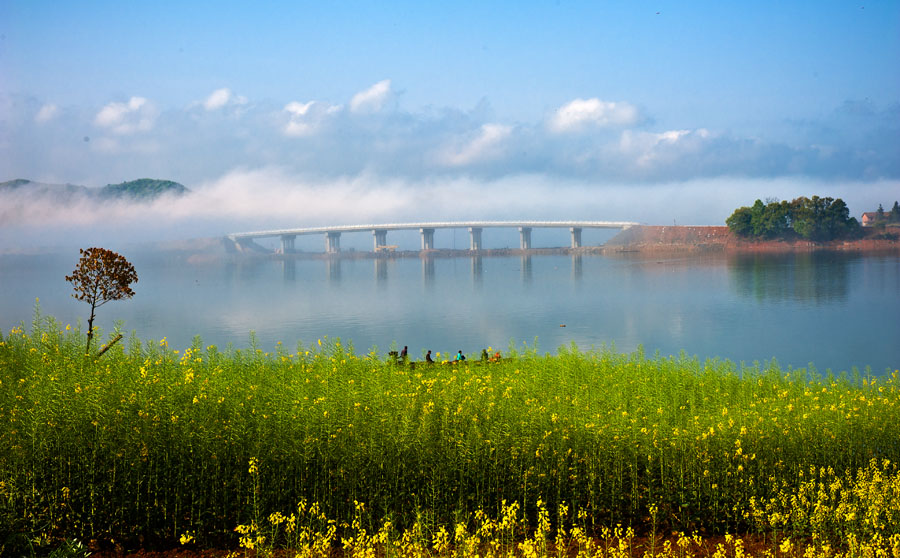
[1,167,896,255]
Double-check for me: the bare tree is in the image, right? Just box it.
[66,247,138,354]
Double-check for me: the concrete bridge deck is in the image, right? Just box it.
[227,220,640,253]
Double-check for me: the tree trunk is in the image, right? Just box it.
[86,302,96,355]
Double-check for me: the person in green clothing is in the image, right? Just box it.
[456,350,466,362]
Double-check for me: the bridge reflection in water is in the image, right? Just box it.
[472,256,483,284]
[328,258,341,282]
[422,256,435,286]
[521,255,532,283]
[375,259,388,282]
[281,253,587,284]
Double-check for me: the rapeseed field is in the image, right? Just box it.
[1,311,898,556]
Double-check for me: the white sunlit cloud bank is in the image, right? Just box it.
[2,80,898,252]
[548,98,642,133]
[202,88,248,111]
[93,97,158,135]
[5,81,896,187]
[349,79,392,113]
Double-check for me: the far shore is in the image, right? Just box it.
[597,225,900,254]
[230,225,900,260]
[4,225,896,260]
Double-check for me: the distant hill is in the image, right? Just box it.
[100,179,189,200]
[0,179,34,189]
[1,178,78,193]
[0,178,189,202]
[0,179,89,196]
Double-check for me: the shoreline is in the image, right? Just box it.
[232,225,900,261]
[4,226,896,261]
[600,225,900,254]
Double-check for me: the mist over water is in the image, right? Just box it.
[1,250,897,376]
[4,167,900,255]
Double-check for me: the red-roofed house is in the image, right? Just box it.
[861,212,881,227]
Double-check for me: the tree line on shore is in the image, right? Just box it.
[871,201,900,225]
[726,195,863,241]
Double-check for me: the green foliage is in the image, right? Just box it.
[870,201,900,225]
[47,539,91,558]
[100,178,188,200]
[726,196,861,241]
[790,196,860,241]
[724,206,753,237]
[2,317,899,550]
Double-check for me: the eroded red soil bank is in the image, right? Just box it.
[602,225,900,254]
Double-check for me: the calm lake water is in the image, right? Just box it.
[1,250,898,375]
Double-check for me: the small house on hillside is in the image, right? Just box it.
[861,212,879,227]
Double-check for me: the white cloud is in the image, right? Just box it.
[349,79,391,113]
[203,87,248,111]
[94,96,157,134]
[282,100,341,136]
[438,123,512,166]
[618,128,712,168]
[284,101,314,116]
[35,103,59,123]
[4,89,897,193]
[283,101,316,136]
[204,88,231,110]
[549,98,640,133]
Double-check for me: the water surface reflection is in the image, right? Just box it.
[0,251,897,375]
[327,258,341,282]
[728,252,850,304]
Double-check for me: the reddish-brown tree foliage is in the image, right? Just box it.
[65,247,138,354]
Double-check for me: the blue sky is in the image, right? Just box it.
[1,0,898,242]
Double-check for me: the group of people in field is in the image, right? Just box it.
[395,346,501,365]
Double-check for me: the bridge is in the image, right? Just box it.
[227,220,640,254]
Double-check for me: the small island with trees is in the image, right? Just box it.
[605,196,899,254]
[725,195,862,241]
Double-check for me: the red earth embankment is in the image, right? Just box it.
[603,225,900,254]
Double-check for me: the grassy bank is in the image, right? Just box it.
[1,312,899,556]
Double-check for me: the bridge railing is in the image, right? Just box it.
[227,220,640,253]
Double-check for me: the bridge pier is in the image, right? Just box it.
[281,234,296,254]
[325,231,342,253]
[570,227,582,249]
[519,227,532,250]
[420,228,435,250]
[469,227,483,251]
[373,229,388,251]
